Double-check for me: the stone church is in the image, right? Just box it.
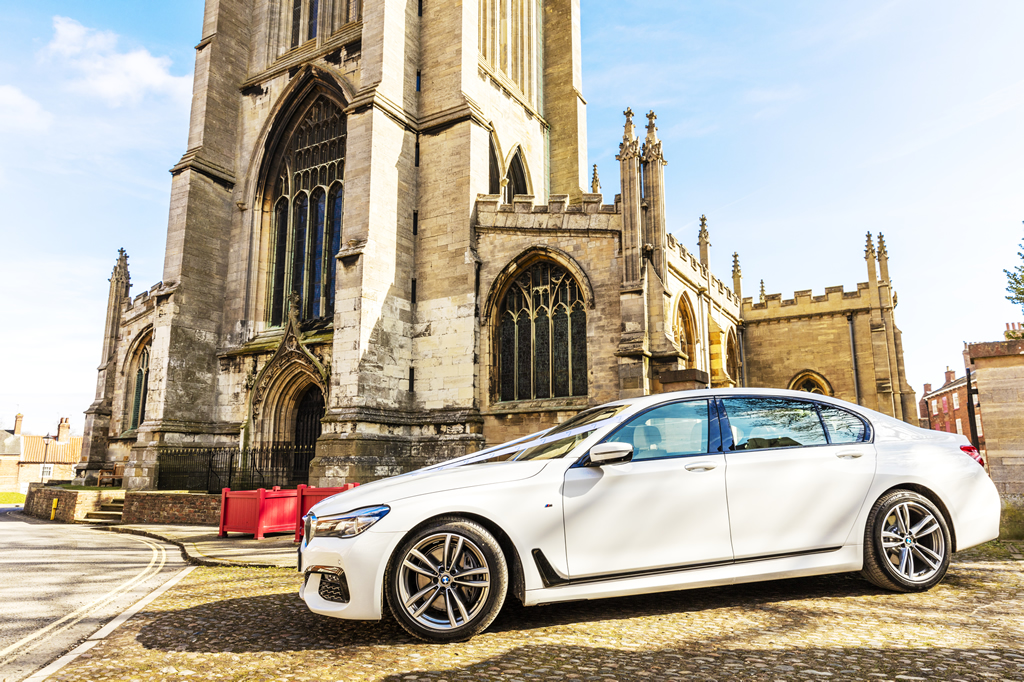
[75,0,916,489]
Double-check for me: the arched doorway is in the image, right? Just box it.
[291,384,324,484]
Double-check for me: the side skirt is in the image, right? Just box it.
[524,544,862,607]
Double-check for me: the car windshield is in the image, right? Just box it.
[450,404,632,466]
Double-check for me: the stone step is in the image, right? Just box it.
[85,511,124,522]
[99,502,125,512]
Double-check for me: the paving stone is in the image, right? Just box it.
[50,543,1024,681]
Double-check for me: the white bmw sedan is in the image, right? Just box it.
[298,388,999,642]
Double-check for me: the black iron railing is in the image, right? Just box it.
[157,443,316,493]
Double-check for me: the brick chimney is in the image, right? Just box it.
[13,414,23,436]
[923,383,932,395]
[944,366,956,385]
[57,417,70,443]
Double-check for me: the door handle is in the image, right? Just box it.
[836,451,864,459]
[684,461,717,472]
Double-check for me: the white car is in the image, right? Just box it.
[298,388,999,642]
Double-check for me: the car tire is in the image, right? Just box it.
[386,518,508,642]
[861,490,951,593]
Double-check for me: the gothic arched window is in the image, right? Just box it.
[674,297,697,368]
[504,149,529,203]
[127,346,150,431]
[497,261,587,401]
[789,370,833,396]
[726,330,740,382]
[267,97,345,327]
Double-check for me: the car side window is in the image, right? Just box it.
[721,397,827,450]
[603,400,709,461]
[818,405,868,443]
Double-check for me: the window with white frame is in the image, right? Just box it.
[976,415,983,437]
[952,392,960,409]
[955,418,963,435]
[931,399,937,415]
[40,463,53,479]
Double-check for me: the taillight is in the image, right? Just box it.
[960,445,984,467]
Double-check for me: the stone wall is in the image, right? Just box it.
[122,491,222,525]
[23,484,123,523]
[967,340,1024,495]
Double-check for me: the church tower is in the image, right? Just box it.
[78,0,589,488]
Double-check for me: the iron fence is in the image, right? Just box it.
[157,443,316,493]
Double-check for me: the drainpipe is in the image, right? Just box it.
[738,323,747,388]
[966,368,979,449]
[847,313,861,405]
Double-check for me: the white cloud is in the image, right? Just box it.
[0,85,53,132]
[44,16,191,107]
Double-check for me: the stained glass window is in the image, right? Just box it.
[267,97,346,326]
[128,346,150,431]
[308,0,319,40]
[496,261,587,401]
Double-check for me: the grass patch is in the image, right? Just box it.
[0,492,26,504]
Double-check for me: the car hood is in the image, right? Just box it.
[308,459,551,517]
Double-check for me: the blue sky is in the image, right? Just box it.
[0,1,1021,435]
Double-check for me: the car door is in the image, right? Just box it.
[720,397,876,560]
[562,399,734,578]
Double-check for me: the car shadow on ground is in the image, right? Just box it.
[132,564,1002,654]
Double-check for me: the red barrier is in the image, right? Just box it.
[294,483,359,542]
[218,483,360,541]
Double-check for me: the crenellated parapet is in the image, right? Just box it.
[742,282,872,319]
[474,193,620,233]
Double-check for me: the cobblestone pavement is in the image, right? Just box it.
[50,542,1024,682]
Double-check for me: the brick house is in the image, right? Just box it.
[919,368,984,448]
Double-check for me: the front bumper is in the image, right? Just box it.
[298,530,401,621]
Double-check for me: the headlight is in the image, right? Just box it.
[306,505,390,540]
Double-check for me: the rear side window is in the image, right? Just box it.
[722,397,827,450]
[604,400,709,461]
[818,405,868,443]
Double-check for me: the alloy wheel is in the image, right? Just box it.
[879,500,947,583]
[396,531,492,631]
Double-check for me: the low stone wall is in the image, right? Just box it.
[122,491,221,525]
[24,484,123,523]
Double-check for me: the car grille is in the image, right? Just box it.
[317,572,350,603]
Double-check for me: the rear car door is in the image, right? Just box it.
[720,397,876,560]
[562,399,733,578]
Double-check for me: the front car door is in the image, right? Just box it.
[720,397,876,559]
[562,399,734,578]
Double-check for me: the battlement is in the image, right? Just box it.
[476,193,619,217]
[742,282,871,317]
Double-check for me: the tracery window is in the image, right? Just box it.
[268,97,345,327]
[789,371,832,396]
[127,346,150,431]
[497,261,587,401]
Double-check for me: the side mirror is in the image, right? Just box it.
[589,442,633,465]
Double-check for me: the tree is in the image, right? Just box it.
[1007,224,1024,315]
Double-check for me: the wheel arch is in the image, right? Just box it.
[388,512,527,606]
[876,483,958,552]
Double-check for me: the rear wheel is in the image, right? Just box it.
[862,490,951,592]
[386,519,508,642]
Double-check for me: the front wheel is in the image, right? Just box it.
[386,518,508,642]
[862,490,951,592]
